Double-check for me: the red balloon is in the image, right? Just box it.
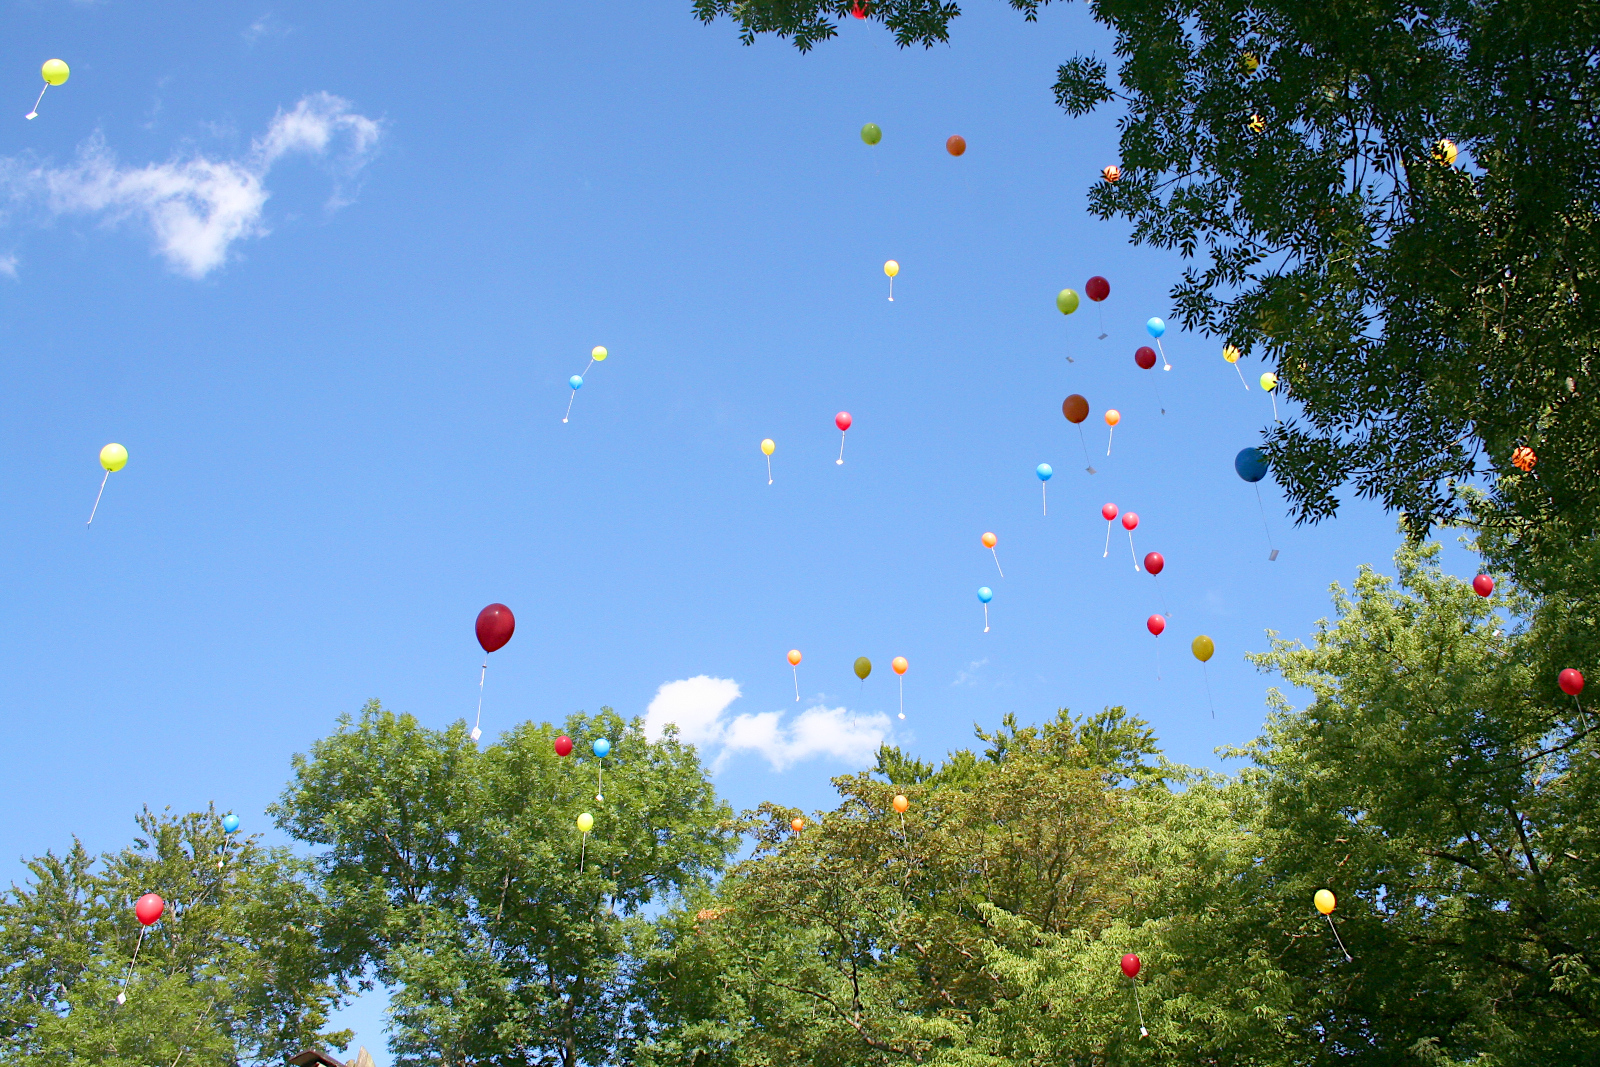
[1134,345,1157,370]
[1559,668,1584,696]
[1147,615,1165,636]
[851,1,866,16]
[1144,552,1164,575]
[1101,503,1118,521]
[1122,512,1139,531]
[476,604,515,654]
[1086,276,1110,302]
[1120,952,1141,978]
[1473,574,1494,597]
[554,735,574,757]
[836,411,852,432]
[135,892,164,926]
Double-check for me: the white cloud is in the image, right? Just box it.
[244,13,293,44]
[0,254,17,279]
[644,675,889,772]
[952,658,989,686]
[3,92,380,278]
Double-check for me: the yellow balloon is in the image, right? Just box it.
[1260,372,1278,391]
[1223,344,1241,364]
[41,59,69,86]
[591,346,608,361]
[1191,635,1215,662]
[576,812,594,833]
[99,443,128,472]
[1434,139,1458,166]
[761,438,775,456]
[884,260,899,278]
[1315,889,1336,915]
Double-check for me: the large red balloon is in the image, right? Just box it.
[835,412,852,432]
[1101,503,1119,521]
[1147,615,1165,636]
[476,604,515,654]
[1122,512,1139,531]
[1559,668,1584,696]
[135,892,164,926]
[1144,552,1164,575]
[1086,276,1110,302]
[554,735,574,757]
[1473,574,1494,597]
[1120,953,1141,978]
[1062,394,1090,424]
[1135,346,1157,370]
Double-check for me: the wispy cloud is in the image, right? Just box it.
[244,13,293,44]
[0,92,380,278]
[952,658,989,686]
[0,254,18,279]
[645,675,889,772]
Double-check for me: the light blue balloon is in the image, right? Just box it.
[1146,317,1166,338]
[1036,463,1053,481]
[569,375,584,390]
[592,738,611,758]
[221,814,240,833]
[977,587,993,603]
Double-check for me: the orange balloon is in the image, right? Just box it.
[892,794,910,813]
[791,817,805,832]
[892,656,908,675]
[981,532,997,548]
[1102,165,1121,183]
[946,135,966,156]
[787,649,802,666]
[1104,409,1121,427]
[1062,394,1089,424]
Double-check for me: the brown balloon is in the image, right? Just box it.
[1062,394,1090,424]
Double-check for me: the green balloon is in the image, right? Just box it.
[860,123,882,146]
[854,656,872,680]
[1056,288,1080,315]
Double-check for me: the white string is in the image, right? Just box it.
[990,547,1004,578]
[1106,425,1115,456]
[837,432,846,465]
[563,390,577,423]
[1269,391,1279,422]
[1128,531,1140,571]
[1132,978,1148,1037]
[1156,338,1170,371]
[579,832,588,873]
[87,470,110,526]
[888,276,894,301]
[898,676,904,719]
[118,926,147,1004]
[474,660,487,737]
[596,759,604,802]
[1042,482,1047,516]
[982,604,989,632]
[766,455,773,484]
[25,83,46,120]
[792,665,799,701]
[1104,520,1113,557]
[1325,914,1352,961]
[1234,362,1250,390]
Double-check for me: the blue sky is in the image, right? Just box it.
[0,0,1477,1057]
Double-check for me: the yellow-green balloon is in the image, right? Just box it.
[1191,635,1215,662]
[854,656,872,681]
[860,123,882,146]
[1056,288,1080,315]
[1260,372,1278,391]
[591,346,608,361]
[576,812,594,833]
[100,443,128,472]
[41,59,69,86]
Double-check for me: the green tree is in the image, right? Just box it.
[272,701,735,1067]
[0,807,348,1067]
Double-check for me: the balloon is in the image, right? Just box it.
[761,439,775,456]
[946,135,966,156]
[1146,317,1166,338]
[1086,276,1110,302]
[555,734,574,757]
[476,604,515,654]
[982,532,997,548]
[1192,635,1215,662]
[1314,889,1336,915]
[42,59,69,86]
[569,375,583,390]
[1057,289,1080,315]
[977,587,993,603]
[1102,165,1121,183]
[852,1,866,18]
[1104,409,1120,426]
[1135,346,1157,370]
[100,443,128,472]
[593,738,612,758]
[788,649,803,700]
[884,260,899,278]
[1144,552,1164,574]
[1435,138,1457,165]
[1512,446,1536,473]
[1147,614,1165,636]
[591,346,608,361]
[892,656,908,676]
[221,814,240,833]
[135,893,164,926]
[1559,669,1584,696]
[791,817,805,832]
[1223,344,1241,363]
[1249,113,1266,134]
[788,649,802,666]
[836,412,852,432]
[577,812,594,833]
[861,123,882,145]
[1235,448,1269,483]
[1122,512,1139,531]
[1036,463,1053,481]
[1062,394,1089,424]
[1102,503,1119,521]
[1240,52,1260,73]
[892,794,909,813]
[1120,953,1141,978]
[854,656,872,681]
[1260,372,1278,391]
[1473,575,1494,597]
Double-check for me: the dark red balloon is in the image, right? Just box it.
[1144,552,1164,575]
[1120,952,1141,978]
[135,892,164,926]
[1135,345,1157,370]
[554,735,574,757]
[1146,615,1165,636]
[476,604,515,654]
[1559,668,1584,696]
[1473,574,1494,597]
[1086,276,1110,302]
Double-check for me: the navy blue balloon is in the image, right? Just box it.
[593,738,612,758]
[221,814,240,833]
[1235,448,1269,483]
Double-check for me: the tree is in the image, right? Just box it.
[0,807,348,1067]
[272,701,735,1067]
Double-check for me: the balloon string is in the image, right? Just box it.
[582,358,596,378]
[1235,362,1250,390]
[1156,575,1172,617]
[475,660,487,734]
[563,390,577,424]
[1107,426,1115,456]
[837,433,846,465]
[596,760,603,802]
[793,665,800,701]
[1269,391,1279,422]
[1326,913,1352,962]
[991,547,1004,578]
[119,926,147,1000]
[1157,338,1170,371]
[87,470,110,527]
[26,83,46,120]
[1076,425,1095,473]
[1104,521,1112,558]
[983,604,989,633]
[1097,306,1106,339]
[1202,662,1215,719]
[1573,694,1591,733]
[1132,977,1148,1038]
[1151,371,1167,414]
[1042,482,1047,516]
[888,276,894,301]
[1254,483,1277,556]
[579,832,587,873]
[898,676,904,719]
[767,455,773,485]
[1128,531,1140,571]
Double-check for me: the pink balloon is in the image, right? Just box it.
[1134,346,1157,370]
[1144,552,1164,575]
[1559,668,1584,696]
[1147,614,1165,636]
[135,892,164,926]
[1122,512,1139,531]
[1120,953,1140,978]
[1101,503,1118,521]
[835,412,852,432]
[1473,575,1494,597]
